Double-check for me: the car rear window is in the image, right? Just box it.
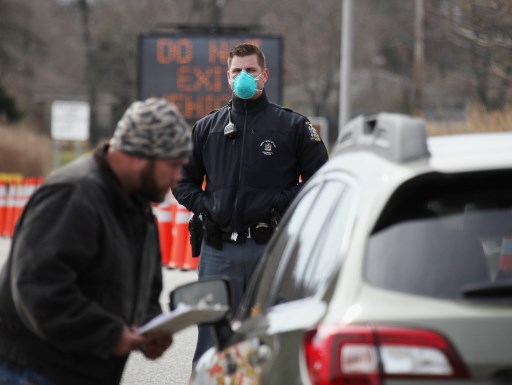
[366,170,512,300]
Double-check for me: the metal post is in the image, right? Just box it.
[53,140,60,170]
[212,0,225,27]
[75,141,83,159]
[413,0,425,116]
[339,0,353,133]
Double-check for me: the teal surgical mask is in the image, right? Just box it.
[232,70,263,99]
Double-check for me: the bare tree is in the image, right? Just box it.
[0,0,44,117]
[230,0,342,134]
[2,0,512,140]
[413,0,425,116]
[74,0,101,143]
[430,0,512,110]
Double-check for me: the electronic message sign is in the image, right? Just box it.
[138,34,282,123]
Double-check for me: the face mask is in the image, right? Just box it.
[232,70,262,99]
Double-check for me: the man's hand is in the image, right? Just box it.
[140,331,173,360]
[112,325,146,357]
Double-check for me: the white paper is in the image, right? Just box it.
[137,303,229,336]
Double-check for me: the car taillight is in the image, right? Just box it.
[303,324,469,385]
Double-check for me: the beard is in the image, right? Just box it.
[139,160,167,203]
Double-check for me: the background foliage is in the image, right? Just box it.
[0,0,511,175]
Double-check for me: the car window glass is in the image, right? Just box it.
[366,171,512,299]
[238,184,321,318]
[270,180,347,305]
[301,183,354,295]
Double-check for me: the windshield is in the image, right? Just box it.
[366,170,512,299]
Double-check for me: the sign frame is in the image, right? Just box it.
[137,33,283,123]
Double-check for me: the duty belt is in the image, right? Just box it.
[222,222,273,244]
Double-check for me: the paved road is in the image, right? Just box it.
[0,237,198,385]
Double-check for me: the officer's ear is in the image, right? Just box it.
[227,69,235,86]
[262,68,269,83]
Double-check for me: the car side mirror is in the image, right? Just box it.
[169,276,234,351]
[169,276,231,310]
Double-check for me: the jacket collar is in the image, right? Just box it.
[231,89,269,114]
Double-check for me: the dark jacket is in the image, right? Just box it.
[173,91,329,232]
[0,145,163,385]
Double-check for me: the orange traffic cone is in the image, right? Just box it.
[13,177,37,227]
[165,202,178,269]
[181,232,199,271]
[3,180,22,238]
[154,192,175,266]
[27,176,39,196]
[168,204,192,269]
[0,181,7,237]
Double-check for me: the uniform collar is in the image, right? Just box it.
[231,89,269,114]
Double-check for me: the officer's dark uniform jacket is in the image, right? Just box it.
[173,90,329,233]
[0,144,163,385]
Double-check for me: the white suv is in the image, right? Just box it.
[171,113,512,385]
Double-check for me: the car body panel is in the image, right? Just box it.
[192,299,327,385]
[330,284,512,377]
[188,123,512,385]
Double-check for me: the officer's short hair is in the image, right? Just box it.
[227,43,266,69]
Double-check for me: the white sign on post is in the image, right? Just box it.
[51,100,90,141]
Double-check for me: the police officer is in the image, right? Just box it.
[173,43,328,364]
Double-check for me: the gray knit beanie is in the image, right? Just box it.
[110,98,192,159]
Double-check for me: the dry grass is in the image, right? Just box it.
[427,105,512,136]
[0,121,53,178]
[1,106,511,177]
[466,105,512,132]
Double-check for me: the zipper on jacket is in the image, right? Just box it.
[233,101,248,231]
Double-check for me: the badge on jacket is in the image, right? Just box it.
[260,140,276,156]
[305,121,321,142]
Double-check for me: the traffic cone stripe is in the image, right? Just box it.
[3,180,22,237]
[175,210,192,224]
[156,210,172,222]
[167,205,194,269]
[0,176,44,238]
[154,192,175,266]
[0,182,7,236]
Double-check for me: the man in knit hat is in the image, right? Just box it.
[0,98,191,385]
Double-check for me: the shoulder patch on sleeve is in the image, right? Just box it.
[305,120,321,142]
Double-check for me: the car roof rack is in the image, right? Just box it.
[332,113,430,163]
